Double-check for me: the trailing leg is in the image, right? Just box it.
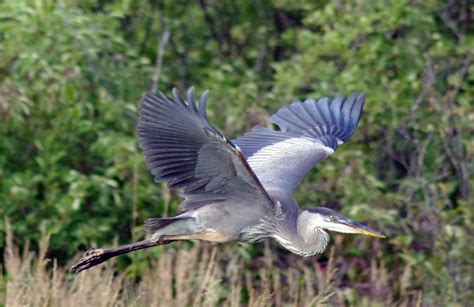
[70,235,173,274]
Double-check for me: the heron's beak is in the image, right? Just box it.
[328,219,385,238]
[345,220,385,238]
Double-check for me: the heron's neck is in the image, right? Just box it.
[291,214,330,256]
[271,213,329,257]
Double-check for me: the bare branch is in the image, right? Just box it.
[151,24,171,93]
[448,51,472,106]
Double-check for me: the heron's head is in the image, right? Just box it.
[300,207,385,238]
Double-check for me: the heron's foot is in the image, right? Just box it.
[84,248,105,258]
[70,248,109,274]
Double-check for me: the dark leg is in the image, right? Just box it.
[70,235,174,274]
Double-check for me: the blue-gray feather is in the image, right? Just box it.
[270,92,365,145]
[137,88,273,211]
[233,92,365,196]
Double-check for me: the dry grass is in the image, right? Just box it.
[2,221,425,307]
[2,219,338,307]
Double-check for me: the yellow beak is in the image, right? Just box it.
[348,221,386,238]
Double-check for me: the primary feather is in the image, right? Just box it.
[233,93,365,196]
[137,87,274,212]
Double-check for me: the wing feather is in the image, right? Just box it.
[234,93,365,196]
[138,88,274,211]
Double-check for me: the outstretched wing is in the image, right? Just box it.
[137,87,274,211]
[233,93,365,196]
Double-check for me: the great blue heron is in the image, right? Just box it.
[71,87,384,273]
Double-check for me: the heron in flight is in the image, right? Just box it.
[71,87,384,273]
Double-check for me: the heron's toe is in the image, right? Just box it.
[84,248,104,258]
[158,235,170,244]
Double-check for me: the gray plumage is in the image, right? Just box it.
[71,87,384,274]
[233,93,365,195]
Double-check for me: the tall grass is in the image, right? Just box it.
[2,220,337,306]
[2,220,427,307]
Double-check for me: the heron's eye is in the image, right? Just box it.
[329,215,337,221]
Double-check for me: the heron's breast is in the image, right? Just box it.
[193,230,234,242]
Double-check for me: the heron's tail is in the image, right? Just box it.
[144,216,194,235]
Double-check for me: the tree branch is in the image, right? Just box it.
[151,24,171,93]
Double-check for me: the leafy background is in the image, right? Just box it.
[0,0,473,305]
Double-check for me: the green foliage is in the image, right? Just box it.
[1,0,473,305]
[0,0,155,254]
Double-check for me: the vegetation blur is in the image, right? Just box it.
[1,0,472,305]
